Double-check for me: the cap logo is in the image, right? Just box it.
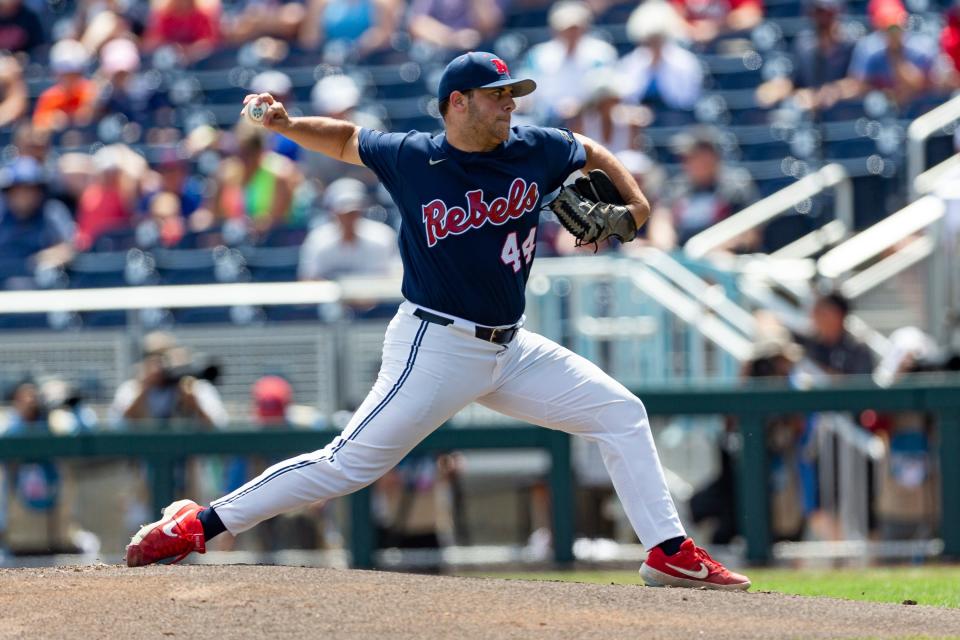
[491,58,509,75]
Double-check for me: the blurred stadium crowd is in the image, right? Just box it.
[2,0,960,559]
[0,0,959,302]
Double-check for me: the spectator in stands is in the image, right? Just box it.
[142,0,220,63]
[0,378,88,554]
[616,149,667,249]
[144,191,186,247]
[72,0,143,55]
[304,73,382,184]
[870,327,942,540]
[795,291,875,376]
[54,151,94,215]
[298,177,399,280]
[221,0,305,45]
[846,0,938,108]
[690,323,807,544]
[250,71,300,161]
[75,145,143,251]
[0,157,75,288]
[209,123,301,236]
[653,126,758,249]
[618,149,666,207]
[109,331,229,430]
[250,375,293,426]
[0,53,26,128]
[12,123,65,206]
[373,452,456,555]
[408,0,503,53]
[37,376,99,434]
[32,39,97,132]
[144,152,205,223]
[299,0,401,62]
[12,124,50,163]
[567,73,648,155]
[96,37,170,126]
[671,0,763,45]
[521,1,618,123]
[755,0,858,110]
[619,0,703,113]
[218,375,334,552]
[942,0,960,86]
[0,0,45,56]
[110,334,227,518]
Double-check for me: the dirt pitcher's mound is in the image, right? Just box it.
[2,565,959,639]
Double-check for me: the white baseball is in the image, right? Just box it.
[245,99,267,124]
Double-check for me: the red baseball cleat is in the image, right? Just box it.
[640,538,751,591]
[126,499,206,567]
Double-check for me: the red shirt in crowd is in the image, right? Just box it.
[144,2,220,48]
[75,183,133,250]
[942,7,960,74]
[672,0,763,22]
[32,78,97,130]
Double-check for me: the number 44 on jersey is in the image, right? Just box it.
[501,227,536,273]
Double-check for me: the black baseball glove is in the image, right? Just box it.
[548,170,638,247]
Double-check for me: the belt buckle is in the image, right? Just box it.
[488,327,504,343]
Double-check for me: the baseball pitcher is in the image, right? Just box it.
[126,51,750,590]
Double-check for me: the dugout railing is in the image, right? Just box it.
[3,376,959,567]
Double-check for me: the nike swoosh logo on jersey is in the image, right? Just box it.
[665,562,709,580]
[428,158,446,166]
[161,512,191,538]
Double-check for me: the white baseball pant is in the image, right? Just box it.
[212,301,685,548]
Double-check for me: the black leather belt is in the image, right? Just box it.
[414,308,519,345]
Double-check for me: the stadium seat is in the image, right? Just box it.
[0,313,51,330]
[259,225,308,248]
[152,247,218,285]
[649,108,697,128]
[739,139,792,161]
[765,0,804,18]
[81,310,129,327]
[173,306,236,324]
[186,47,242,71]
[0,256,31,283]
[66,251,130,289]
[820,100,867,122]
[242,246,300,282]
[264,304,321,322]
[90,228,138,253]
[761,211,822,252]
[176,228,225,250]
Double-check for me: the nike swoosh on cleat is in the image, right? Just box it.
[664,562,709,580]
[161,512,192,538]
[428,158,446,166]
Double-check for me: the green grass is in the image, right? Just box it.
[461,566,960,608]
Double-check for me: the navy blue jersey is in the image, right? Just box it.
[358,125,586,325]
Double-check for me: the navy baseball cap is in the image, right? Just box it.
[437,51,536,103]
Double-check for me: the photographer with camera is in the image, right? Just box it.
[109,332,228,531]
[109,331,228,431]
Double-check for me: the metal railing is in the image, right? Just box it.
[907,93,960,200]
[816,195,945,281]
[3,378,959,566]
[635,247,756,339]
[0,255,759,418]
[814,154,957,291]
[685,163,853,260]
[530,254,750,361]
[0,278,402,314]
[814,412,885,542]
